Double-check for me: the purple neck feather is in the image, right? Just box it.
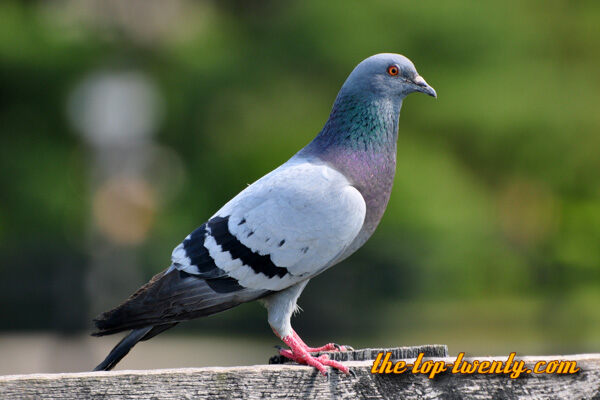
[298,93,403,247]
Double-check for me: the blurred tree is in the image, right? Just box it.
[0,0,598,353]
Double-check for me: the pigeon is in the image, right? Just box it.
[92,53,436,375]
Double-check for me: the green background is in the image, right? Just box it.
[0,0,598,371]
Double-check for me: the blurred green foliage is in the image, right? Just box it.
[0,0,598,354]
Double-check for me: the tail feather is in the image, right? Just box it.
[92,269,268,336]
[93,327,153,371]
[92,268,270,370]
[140,322,179,342]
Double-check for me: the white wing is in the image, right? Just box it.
[173,156,366,292]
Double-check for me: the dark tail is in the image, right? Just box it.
[92,268,269,370]
[93,323,179,371]
[92,269,268,336]
[93,327,152,371]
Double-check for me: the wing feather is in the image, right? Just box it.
[203,157,366,290]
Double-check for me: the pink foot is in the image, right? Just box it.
[290,330,352,353]
[277,331,351,377]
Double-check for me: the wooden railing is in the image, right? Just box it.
[1,345,598,399]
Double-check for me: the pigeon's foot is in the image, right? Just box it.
[279,332,350,376]
[291,329,353,353]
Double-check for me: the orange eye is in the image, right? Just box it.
[387,65,399,76]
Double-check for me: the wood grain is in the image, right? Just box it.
[1,346,598,400]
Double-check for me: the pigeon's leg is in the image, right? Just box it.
[290,329,352,352]
[277,331,350,376]
[263,281,350,376]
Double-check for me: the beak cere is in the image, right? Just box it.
[413,75,437,98]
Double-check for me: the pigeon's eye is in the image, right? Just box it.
[387,65,399,76]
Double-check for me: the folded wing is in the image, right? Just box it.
[93,158,366,335]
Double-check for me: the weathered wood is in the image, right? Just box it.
[1,347,599,400]
[269,344,448,364]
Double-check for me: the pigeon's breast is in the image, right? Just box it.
[316,146,397,258]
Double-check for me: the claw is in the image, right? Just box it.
[289,330,353,353]
[278,333,350,377]
[348,368,356,378]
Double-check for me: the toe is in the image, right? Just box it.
[278,348,294,359]
[321,358,350,374]
[304,357,328,376]
[332,343,353,352]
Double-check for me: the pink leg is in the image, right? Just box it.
[274,329,351,376]
[290,330,351,352]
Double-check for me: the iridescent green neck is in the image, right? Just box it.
[309,93,402,152]
[296,91,403,255]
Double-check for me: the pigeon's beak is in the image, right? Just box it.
[412,75,437,98]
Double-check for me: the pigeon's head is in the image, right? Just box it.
[341,53,436,100]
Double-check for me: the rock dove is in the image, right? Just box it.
[92,53,436,375]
